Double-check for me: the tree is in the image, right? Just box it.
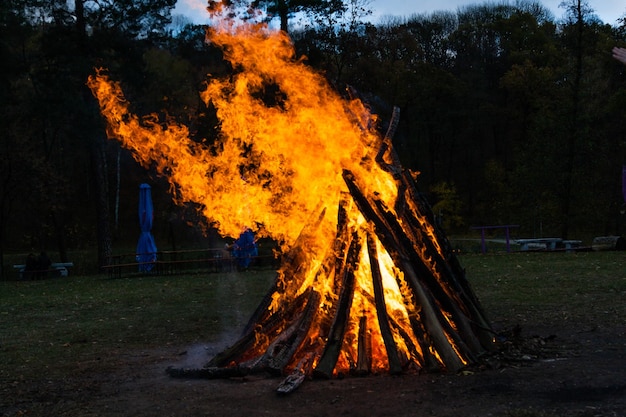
[554,0,601,238]
[0,0,181,270]
[209,0,346,33]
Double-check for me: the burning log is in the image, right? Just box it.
[205,288,313,369]
[312,231,361,379]
[343,169,493,370]
[366,231,403,374]
[255,289,320,374]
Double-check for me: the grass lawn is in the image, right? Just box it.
[460,251,626,332]
[1,250,625,416]
[0,270,276,382]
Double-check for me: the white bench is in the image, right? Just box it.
[13,262,74,279]
[516,239,582,252]
[516,238,562,251]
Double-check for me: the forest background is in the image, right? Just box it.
[1,0,625,277]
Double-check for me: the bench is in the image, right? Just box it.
[13,262,74,279]
[516,238,562,251]
[516,239,582,252]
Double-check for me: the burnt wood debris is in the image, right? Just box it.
[167,107,497,394]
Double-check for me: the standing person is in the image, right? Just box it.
[613,47,626,65]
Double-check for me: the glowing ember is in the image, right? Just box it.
[88,4,495,392]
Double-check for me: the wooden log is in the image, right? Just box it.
[387,314,441,372]
[375,106,402,179]
[313,232,361,379]
[207,289,313,368]
[377,200,483,358]
[166,365,251,379]
[343,169,466,371]
[384,106,401,142]
[397,170,495,350]
[400,170,481,298]
[276,369,305,395]
[272,204,330,304]
[354,315,371,376]
[332,195,354,290]
[258,290,321,374]
[366,232,403,375]
[399,259,466,372]
[241,281,279,335]
[276,353,316,395]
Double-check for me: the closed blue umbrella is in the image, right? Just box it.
[137,183,157,272]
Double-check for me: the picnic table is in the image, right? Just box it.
[515,238,582,252]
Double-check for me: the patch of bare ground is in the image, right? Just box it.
[6,320,623,417]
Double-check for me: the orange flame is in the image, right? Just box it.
[87,8,467,375]
[87,24,396,247]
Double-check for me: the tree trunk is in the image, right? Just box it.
[91,133,113,269]
[277,0,289,33]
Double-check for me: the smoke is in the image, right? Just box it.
[173,330,241,369]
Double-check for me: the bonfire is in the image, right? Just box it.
[87,2,496,394]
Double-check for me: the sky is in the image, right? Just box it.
[367,0,625,25]
[173,0,625,26]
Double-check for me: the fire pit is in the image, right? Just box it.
[87,7,496,394]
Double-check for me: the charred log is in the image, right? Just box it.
[207,288,313,368]
[366,232,403,375]
[355,315,372,375]
[256,290,321,375]
[276,352,316,395]
[313,232,361,379]
[167,365,250,379]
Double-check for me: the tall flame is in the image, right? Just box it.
[87,10,477,378]
[88,22,396,248]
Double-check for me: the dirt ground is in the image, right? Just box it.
[5,320,624,417]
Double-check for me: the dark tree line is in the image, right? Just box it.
[1,0,625,276]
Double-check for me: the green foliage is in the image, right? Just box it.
[429,181,465,232]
